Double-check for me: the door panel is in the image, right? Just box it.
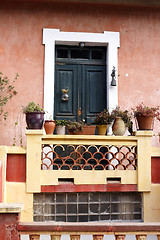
[55,64,78,121]
[82,65,106,123]
[54,46,106,123]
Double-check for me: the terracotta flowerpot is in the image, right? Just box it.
[96,125,108,135]
[136,115,154,130]
[44,120,55,134]
[78,125,96,135]
[26,112,44,129]
[67,128,81,135]
[112,117,126,136]
[56,125,65,135]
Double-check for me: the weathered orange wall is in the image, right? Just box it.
[0,1,159,146]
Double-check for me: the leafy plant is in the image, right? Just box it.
[94,109,114,125]
[0,72,19,120]
[22,101,45,113]
[67,121,84,133]
[111,106,132,128]
[55,119,68,126]
[132,102,160,120]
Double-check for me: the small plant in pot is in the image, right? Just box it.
[67,121,84,135]
[94,109,114,135]
[22,101,45,129]
[55,120,68,135]
[132,102,160,130]
[111,107,132,136]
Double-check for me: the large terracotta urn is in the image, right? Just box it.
[112,117,126,136]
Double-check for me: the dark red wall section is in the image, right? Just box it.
[6,154,26,182]
[0,213,20,240]
[151,157,160,183]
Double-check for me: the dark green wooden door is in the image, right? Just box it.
[54,46,106,123]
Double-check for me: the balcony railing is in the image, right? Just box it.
[26,130,152,193]
[18,222,160,240]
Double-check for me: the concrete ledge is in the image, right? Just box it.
[0,203,24,213]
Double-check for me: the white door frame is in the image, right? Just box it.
[43,28,120,119]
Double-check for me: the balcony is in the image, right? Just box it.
[26,130,153,193]
[0,130,160,223]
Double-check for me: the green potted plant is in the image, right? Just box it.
[132,103,160,130]
[67,121,84,135]
[111,106,132,136]
[94,109,114,135]
[55,120,68,135]
[22,101,45,129]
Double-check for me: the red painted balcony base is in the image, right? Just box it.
[41,184,137,193]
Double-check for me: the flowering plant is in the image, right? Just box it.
[111,106,132,128]
[132,103,160,120]
[94,109,114,125]
[67,121,84,133]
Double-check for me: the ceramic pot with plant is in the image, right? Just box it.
[79,123,96,135]
[94,109,114,135]
[55,120,68,135]
[132,103,160,130]
[44,120,55,134]
[22,101,45,129]
[111,107,132,136]
[67,121,84,135]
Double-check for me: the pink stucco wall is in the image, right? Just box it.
[0,1,159,146]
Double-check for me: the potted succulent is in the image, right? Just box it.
[22,101,45,129]
[67,121,84,135]
[132,103,160,130]
[111,107,132,136]
[55,120,68,135]
[94,109,114,135]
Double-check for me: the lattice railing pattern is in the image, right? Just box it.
[41,144,137,170]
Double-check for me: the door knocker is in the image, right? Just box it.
[62,89,69,101]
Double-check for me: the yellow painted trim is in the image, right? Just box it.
[40,170,137,186]
[137,135,152,192]
[0,146,7,202]
[152,147,160,157]
[42,134,138,146]
[5,146,26,154]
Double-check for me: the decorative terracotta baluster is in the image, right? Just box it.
[136,235,147,240]
[51,235,61,240]
[29,235,40,240]
[157,235,160,240]
[115,235,126,240]
[70,235,81,240]
[93,235,104,240]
